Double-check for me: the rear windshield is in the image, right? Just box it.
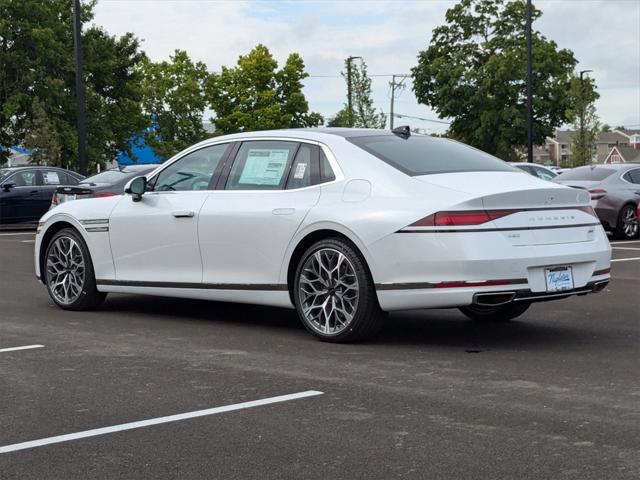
[81,167,148,185]
[348,135,516,176]
[555,167,616,181]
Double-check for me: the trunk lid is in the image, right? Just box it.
[414,172,597,245]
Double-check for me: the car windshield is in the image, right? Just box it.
[556,167,617,181]
[0,169,15,183]
[348,135,516,176]
[81,167,147,185]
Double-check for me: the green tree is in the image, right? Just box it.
[411,0,579,160]
[600,124,611,133]
[206,44,322,134]
[23,98,61,165]
[329,58,386,128]
[327,109,350,127]
[567,75,600,166]
[0,0,147,171]
[140,50,209,159]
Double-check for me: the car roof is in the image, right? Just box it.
[575,163,639,170]
[197,127,408,146]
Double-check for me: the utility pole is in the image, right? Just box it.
[346,56,362,128]
[579,69,593,166]
[526,0,533,163]
[389,75,407,130]
[72,0,87,175]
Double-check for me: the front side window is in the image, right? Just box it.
[532,166,556,180]
[348,135,516,176]
[226,141,298,190]
[9,170,37,186]
[154,144,229,191]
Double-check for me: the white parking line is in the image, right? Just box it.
[612,246,640,251]
[0,345,44,353]
[611,257,640,263]
[20,240,35,244]
[0,233,34,236]
[0,390,323,454]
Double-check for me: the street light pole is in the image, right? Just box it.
[72,0,87,175]
[526,0,533,163]
[346,56,362,128]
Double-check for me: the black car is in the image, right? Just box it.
[0,166,84,226]
[52,164,160,206]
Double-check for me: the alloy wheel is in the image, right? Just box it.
[46,236,86,305]
[298,248,359,335]
[622,206,639,238]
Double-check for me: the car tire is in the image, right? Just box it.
[613,204,639,240]
[459,302,531,323]
[293,238,386,342]
[44,228,106,311]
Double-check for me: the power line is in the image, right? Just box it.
[307,73,410,78]
[384,112,451,125]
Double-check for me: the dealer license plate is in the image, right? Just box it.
[545,266,574,293]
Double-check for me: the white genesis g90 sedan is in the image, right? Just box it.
[35,128,611,342]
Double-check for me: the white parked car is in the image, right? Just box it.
[35,128,611,342]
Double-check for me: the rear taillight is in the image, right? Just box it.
[410,209,518,227]
[92,192,117,198]
[588,188,607,200]
[51,192,58,206]
[577,206,598,217]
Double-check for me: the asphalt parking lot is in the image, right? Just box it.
[0,232,638,479]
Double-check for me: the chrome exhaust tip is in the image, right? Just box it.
[473,291,517,307]
[593,280,609,292]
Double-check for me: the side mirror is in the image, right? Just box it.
[1,182,16,192]
[124,176,147,202]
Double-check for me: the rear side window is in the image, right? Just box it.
[226,141,298,190]
[320,151,336,182]
[556,167,616,181]
[348,135,516,176]
[286,144,317,190]
[623,168,640,184]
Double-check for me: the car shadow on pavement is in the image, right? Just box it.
[99,294,589,350]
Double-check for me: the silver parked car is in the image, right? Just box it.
[554,164,640,239]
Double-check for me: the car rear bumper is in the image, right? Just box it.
[367,227,611,311]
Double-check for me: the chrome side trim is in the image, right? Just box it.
[96,279,288,291]
[80,219,109,225]
[85,227,109,233]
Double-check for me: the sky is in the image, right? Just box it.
[93,0,640,134]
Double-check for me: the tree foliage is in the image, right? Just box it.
[23,98,61,165]
[206,45,322,135]
[329,58,386,128]
[0,0,147,171]
[140,50,209,159]
[567,75,600,167]
[411,0,584,160]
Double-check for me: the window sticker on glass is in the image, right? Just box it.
[43,171,60,184]
[239,149,289,186]
[293,162,307,179]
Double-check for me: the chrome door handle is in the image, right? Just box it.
[171,210,195,218]
[272,208,295,215]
